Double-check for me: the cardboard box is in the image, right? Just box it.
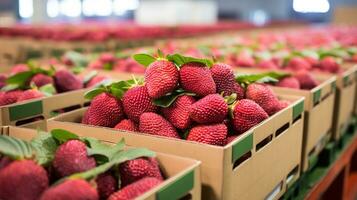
[0,89,89,126]
[333,63,357,140]
[234,68,337,173]
[1,126,201,200]
[48,95,305,200]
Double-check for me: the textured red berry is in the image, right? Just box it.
[179,62,216,97]
[276,76,301,89]
[246,83,281,116]
[108,177,162,200]
[232,99,269,134]
[53,140,96,177]
[31,74,54,87]
[96,173,118,200]
[17,89,44,102]
[119,157,163,186]
[86,92,125,128]
[114,119,138,132]
[139,112,180,138]
[161,95,195,129]
[210,63,245,98]
[54,70,83,92]
[187,124,227,146]
[122,86,158,122]
[294,71,319,90]
[145,60,179,98]
[190,94,228,124]
[0,160,49,200]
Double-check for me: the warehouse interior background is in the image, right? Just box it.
[0,0,356,25]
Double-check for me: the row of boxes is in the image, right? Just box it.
[0,63,356,199]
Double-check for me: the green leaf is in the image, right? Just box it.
[224,93,237,105]
[31,131,58,166]
[157,49,165,58]
[64,51,89,67]
[6,71,34,86]
[83,71,98,85]
[0,135,34,160]
[235,72,290,85]
[39,84,56,97]
[167,54,213,67]
[109,79,139,99]
[153,90,196,108]
[84,138,125,162]
[103,63,113,70]
[51,129,79,144]
[71,66,85,74]
[1,84,19,91]
[84,87,106,100]
[63,147,155,182]
[133,54,156,67]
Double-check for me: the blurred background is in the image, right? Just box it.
[0,0,356,25]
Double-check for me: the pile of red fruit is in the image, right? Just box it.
[82,51,289,146]
[0,130,163,200]
[0,64,109,106]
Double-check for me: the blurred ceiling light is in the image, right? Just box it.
[83,0,112,16]
[113,0,139,15]
[47,0,60,18]
[19,0,33,18]
[250,10,268,25]
[60,0,81,17]
[293,0,330,13]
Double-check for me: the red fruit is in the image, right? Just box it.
[99,53,116,63]
[0,74,7,89]
[187,123,227,146]
[122,86,158,122]
[286,57,311,71]
[88,60,103,70]
[179,62,216,97]
[258,60,279,69]
[278,100,290,110]
[294,71,319,90]
[276,76,301,89]
[114,119,138,132]
[119,157,163,186]
[81,108,90,124]
[17,89,44,102]
[210,63,245,98]
[226,135,238,145]
[0,160,49,200]
[86,75,109,88]
[246,83,281,116]
[0,90,23,106]
[31,74,54,87]
[108,177,162,200]
[0,156,12,170]
[145,60,179,98]
[161,95,195,129]
[304,57,318,67]
[40,179,98,200]
[235,53,255,67]
[319,56,340,73]
[10,64,28,75]
[96,173,118,200]
[53,140,96,177]
[190,94,228,124]
[232,99,269,134]
[54,70,83,92]
[139,112,180,138]
[86,92,125,128]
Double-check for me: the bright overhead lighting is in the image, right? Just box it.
[19,0,33,18]
[47,0,60,18]
[293,0,330,13]
[60,0,81,17]
[113,0,139,15]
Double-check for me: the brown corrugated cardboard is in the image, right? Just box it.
[1,126,201,200]
[48,95,305,200]
[0,89,89,126]
[333,63,357,140]
[234,67,337,173]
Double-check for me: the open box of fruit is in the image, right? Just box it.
[48,51,305,200]
[233,68,337,173]
[0,126,201,200]
[0,63,111,126]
